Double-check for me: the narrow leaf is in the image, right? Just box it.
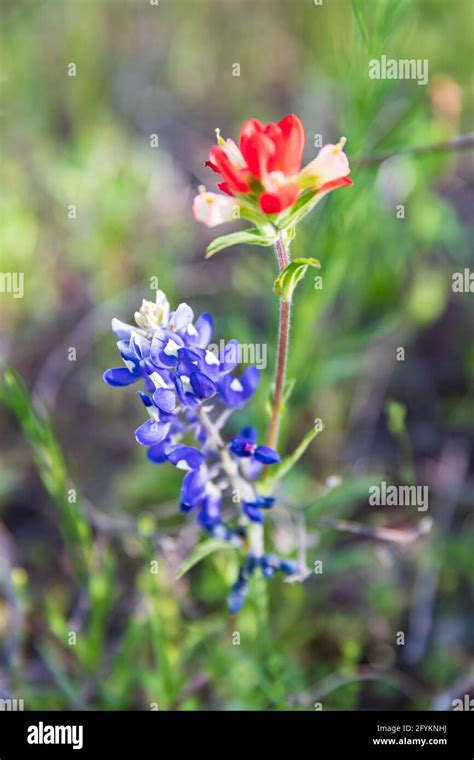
[274,257,321,300]
[205,228,276,259]
[263,423,324,488]
[176,538,234,579]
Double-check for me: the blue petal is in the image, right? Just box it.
[217,367,259,409]
[248,495,275,508]
[240,366,260,398]
[227,581,248,614]
[181,468,207,509]
[219,339,240,373]
[243,504,264,522]
[103,367,139,387]
[260,554,280,578]
[117,340,137,364]
[150,331,183,368]
[229,435,255,457]
[167,445,204,470]
[147,441,170,464]
[191,313,213,349]
[138,391,153,407]
[190,371,216,399]
[152,388,176,413]
[174,376,200,409]
[279,559,300,575]
[217,375,246,408]
[135,419,170,446]
[198,493,222,530]
[130,331,151,360]
[240,427,257,443]
[177,347,203,373]
[254,445,280,465]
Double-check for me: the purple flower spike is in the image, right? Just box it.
[104,288,295,612]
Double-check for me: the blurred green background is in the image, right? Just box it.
[0,0,473,710]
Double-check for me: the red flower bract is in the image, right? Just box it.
[206,147,250,194]
[198,114,352,222]
[240,115,305,178]
[205,114,306,213]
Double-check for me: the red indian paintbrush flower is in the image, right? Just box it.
[193,114,352,229]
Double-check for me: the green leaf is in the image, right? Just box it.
[305,475,386,519]
[176,538,234,579]
[0,368,92,581]
[205,228,276,259]
[274,258,321,300]
[262,422,324,489]
[351,0,370,45]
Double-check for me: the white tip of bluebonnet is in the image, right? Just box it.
[111,318,133,340]
[168,303,194,332]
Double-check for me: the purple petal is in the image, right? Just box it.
[135,419,171,446]
[167,445,204,470]
[243,504,264,522]
[249,496,275,508]
[174,376,200,409]
[150,331,184,368]
[217,375,245,408]
[280,559,300,575]
[147,441,170,464]
[193,313,213,348]
[229,435,255,458]
[198,493,222,530]
[177,347,203,373]
[130,331,151,360]
[227,581,247,614]
[240,427,257,443]
[240,366,260,398]
[254,445,280,465]
[181,468,207,510]
[190,371,216,399]
[219,339,240,373]
[152,388,176,413]
[103,367,139,387]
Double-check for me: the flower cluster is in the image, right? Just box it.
[104,287,299,610]
[193,114,352,227]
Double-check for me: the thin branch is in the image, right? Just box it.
[318,516,433,545]
[293,666,427,707]
[356,132,474,166]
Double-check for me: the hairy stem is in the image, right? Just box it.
[266,231,291,451]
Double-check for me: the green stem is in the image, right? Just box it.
[266,231,291,450]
